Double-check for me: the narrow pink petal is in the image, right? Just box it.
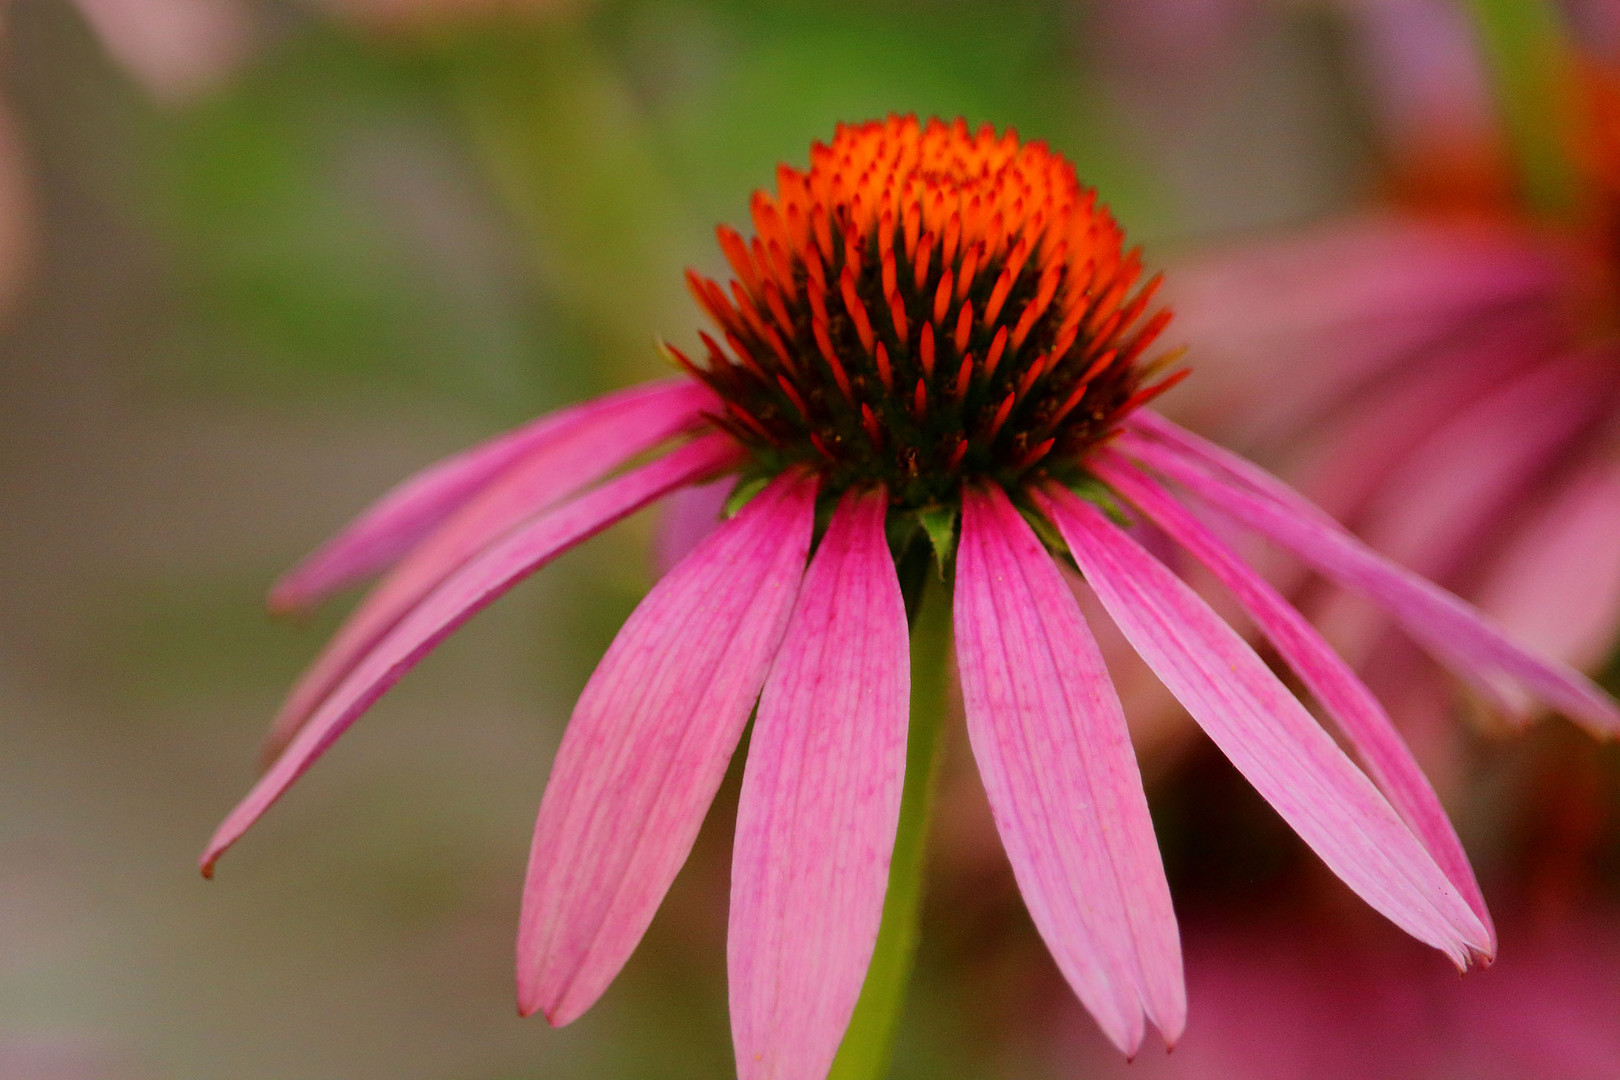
[1094,452,1493,950]
[262,380,714,760]
[518,470,817,1025]
[729,487,910,1080]
[1120,412,1620,735]
[955,485,1184,1055]
[200,434,744,877]
[1474,449,1620,673]
[269,378,715,613]
[1038,484,1491,966]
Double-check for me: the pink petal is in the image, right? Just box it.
[269,378,715,613]
[1038,483,1492,966]
[262,380,715,760]
[200,433,743,877]
[1094,452,1493,949]
[1120,412,1620,735]
[517,470,817,1025]
[1474,448,1620,672]
[653,475,731,576]
[955,485,1184,1055]
[728,487,910,1080]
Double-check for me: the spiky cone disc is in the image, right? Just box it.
[673,115,1186,510]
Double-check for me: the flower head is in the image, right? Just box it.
[204,117,1619,1075]
[673,116,1181,507]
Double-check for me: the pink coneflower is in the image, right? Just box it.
[202,116,1618,1074]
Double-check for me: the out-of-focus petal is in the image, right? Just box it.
[518,469,816,1025]
[1347,0,1500,172]
[1039,484,1491,966]
[729,487,909,1080]
[1284,313,1546,524]
[262,381,715,759]
[1165,217,1564,445]
[1329,351,1610,581]
[955,485,1184,1055]
[70,0,255,103]
[1120,412,1620,735]
[1304,351,1613,668]
[1095,452,1492,947]
[269,378,714,613]
[201,433,743,877]
[653,475,731,576]
[1474,448,1620,672]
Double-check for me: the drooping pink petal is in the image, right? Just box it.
[955,485,1184,1055]
[1119,412,1620,735]
[1094,452,1493,948]
[517,470,817,1025]
[200,433,744,877]
[262,381,716,760]
[729,487,910,1080]
[1474,447,1620,672]
[1038,483,1491,966]
[269,378,715,613]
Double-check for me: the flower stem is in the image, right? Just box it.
[829,580,950,1080]
[1464,0,1576,215]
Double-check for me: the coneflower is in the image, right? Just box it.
[203,116,1618,1077]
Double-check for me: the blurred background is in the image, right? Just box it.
[2,0,1617,1077]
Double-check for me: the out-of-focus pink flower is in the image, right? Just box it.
[1056,908,1620,1080]
[201,118,1617,1072]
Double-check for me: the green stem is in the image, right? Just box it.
[1464,0,1577,215]
[829,581,951,1080]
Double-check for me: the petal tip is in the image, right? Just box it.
[1156,1003,1188,1052]
[514,976,549,1022]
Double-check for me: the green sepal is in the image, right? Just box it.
[913,504,958,576]
[1065,474,1133,528]
[722,474,770,518]
[1019,503,1069,556]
